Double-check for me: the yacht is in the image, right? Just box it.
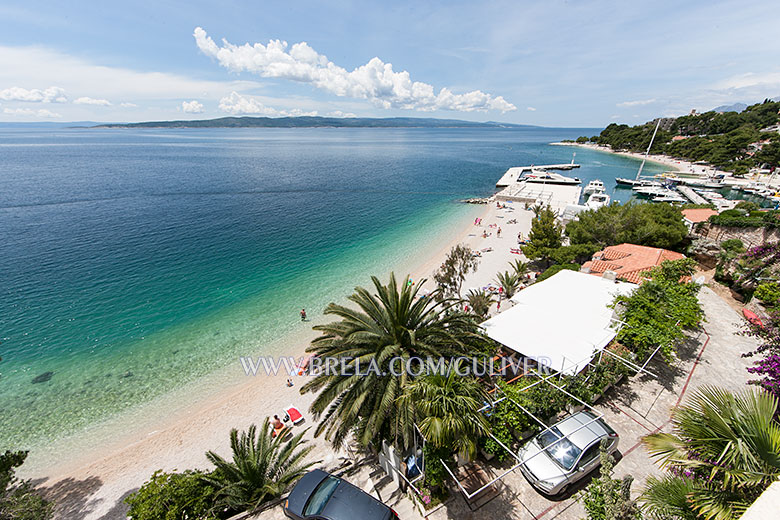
[583,179,605,195]
[585,191,611,209]
[616,177,658,187]
[651,192,687,204]
[521,169,581,185]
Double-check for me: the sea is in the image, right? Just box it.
[0,126,667,455]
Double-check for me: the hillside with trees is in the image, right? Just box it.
[576,100,780,174]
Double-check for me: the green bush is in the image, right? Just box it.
[0,450,53,520]
[125,470,220,520]
[537,263,580,282]
[422,444,451,490]
[755,282,780,307]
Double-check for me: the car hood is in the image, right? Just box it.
[519,440,568,484]
[320,481,391,520]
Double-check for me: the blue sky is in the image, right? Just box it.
[1,0,778,126]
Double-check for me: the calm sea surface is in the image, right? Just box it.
[0,127,666,450]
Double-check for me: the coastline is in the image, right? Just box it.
[26,199,527,520]
[552,141,714,175]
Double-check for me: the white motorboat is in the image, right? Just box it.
[521,169,581,185]
[651,191,687,204]
[583,179,605,195]
[585,191,611,209]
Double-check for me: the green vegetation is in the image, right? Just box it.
[566,202,688,251]
[536,262,580,282]
[521,204,563,265]
[125,470,219,520]
[433,244,479,298]
[580,100,780,174]
[0,450,52,520]
[398,366,489,459]
[204,420,316,513]
[494,270,521,299]
[754,281,780,307]
[642,386,780,520]
[301,273,491,449]
[709,207,780,228]
[582,442,640,520]
[127,420,315,519]
[465,289,493,319]
[613,258,704,362]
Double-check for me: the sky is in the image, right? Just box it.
[1,0,779,127]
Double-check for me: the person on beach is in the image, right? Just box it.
[272,415,284,429]
[300,309,307,321]
[497,227,502,237]
[286,378,294,387]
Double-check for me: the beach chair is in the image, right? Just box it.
[285,405,304,425]
[272,424,290,439]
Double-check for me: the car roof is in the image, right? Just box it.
[553,411,609,450]
[285,469,329,516]
[320,477,391,520]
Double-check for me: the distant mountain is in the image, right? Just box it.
[712,102,748,113]
[0,121,104,128]
[93,116,532,129]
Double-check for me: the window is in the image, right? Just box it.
[304,476,341,516]
[538,426,582,470]
[578,443,601,468]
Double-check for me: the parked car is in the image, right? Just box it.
[518,410,619,495]
[284,469,400,520]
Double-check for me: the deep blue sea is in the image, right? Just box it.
[0,126,666,451]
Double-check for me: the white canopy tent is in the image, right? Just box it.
[481,269,636,375]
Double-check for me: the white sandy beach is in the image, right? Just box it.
[29,200,533,520]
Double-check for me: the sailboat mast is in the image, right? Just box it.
[635,118,662,181]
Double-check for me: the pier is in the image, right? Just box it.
[496,164,580,187]
[677,186,708,205]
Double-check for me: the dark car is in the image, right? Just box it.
[284,469,399,520]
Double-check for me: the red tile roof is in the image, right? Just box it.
[583,243,685,284]
[681,208,717,223]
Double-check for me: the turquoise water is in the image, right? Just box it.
[0,127,665,451]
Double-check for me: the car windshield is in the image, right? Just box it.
[538,426,582,470]
[304,475,340,516]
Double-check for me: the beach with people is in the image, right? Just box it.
[21,194,537,518]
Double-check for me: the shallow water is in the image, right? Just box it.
[0,127,665,451]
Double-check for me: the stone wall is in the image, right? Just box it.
[694,223,780,249]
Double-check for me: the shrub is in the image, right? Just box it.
[755,282,780,307]
[537,263,580,282]
[124,470,219,520]
[0,450,53,520]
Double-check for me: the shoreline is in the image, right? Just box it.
[552,141,719,175]
[25,200,523,520]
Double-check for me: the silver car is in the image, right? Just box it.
[518,410,619,495]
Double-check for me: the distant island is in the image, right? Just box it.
[93,116,530,129]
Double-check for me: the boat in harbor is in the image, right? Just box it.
[651,191,687,204]
[585,191,611,209]
[583,179,605,195]
[521,169,581,185]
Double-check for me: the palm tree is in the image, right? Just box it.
[300,273,489,450]
[495,270,520,300]
[465,289,493,319]
[205,419,317,513]
[509,259,529,279]
[641,386,780,520]
[398,365,490,460]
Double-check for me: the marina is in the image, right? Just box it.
[495,162,580,187]
[495,165,582,211]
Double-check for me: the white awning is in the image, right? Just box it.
[481,269,636,375]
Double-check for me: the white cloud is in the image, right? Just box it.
[526,106,536,111]
[326,110,357,118]
[181,100,204,113]
[713,72,780,91]
[218,92,318,117]
[74,96,112,106]
[617,98,656,107]
[194,27,516,113]
[0,86,66,103]
[3,107,62,118]
[120,102,138,108]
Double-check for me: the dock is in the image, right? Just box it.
[496,164,580,188]
[496,182,582,213]
[677,186,708,205]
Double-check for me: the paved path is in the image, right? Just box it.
[426,286,758,519]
